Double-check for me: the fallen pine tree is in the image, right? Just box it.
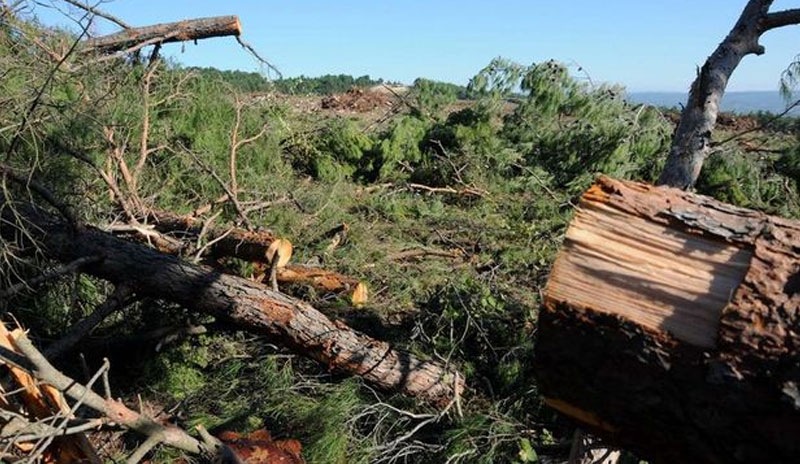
[536,176,800,463]
[0,197,463,407]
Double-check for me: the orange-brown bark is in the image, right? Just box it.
[83,16,241,53]
[145,209,367,302]
[537,176,800,464]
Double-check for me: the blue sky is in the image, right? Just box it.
[28,0,800,92]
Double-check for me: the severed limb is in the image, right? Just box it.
[0,322,241,462]
[0,255,101,299]
[81,16,242,55]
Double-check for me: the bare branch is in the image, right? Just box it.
[132,59,160,190]
[0,255,100,298]
[762,8,800,31]
[0,324,210,457]
[227,95,267,227]
[235,35,282,79]
[62,0,131,29]
[182,145,253,229]
[4,14,87,163]
[0,163,78,226]
[712,97,800,149]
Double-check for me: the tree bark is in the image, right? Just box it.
[657,0,800,188]
[82,16,241,54]
[0,201,463,407]
[143,209,367,301]
[536,176,800,463]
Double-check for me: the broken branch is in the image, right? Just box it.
[81,16,242,54]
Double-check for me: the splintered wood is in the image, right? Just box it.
[546,195,751,348]
[0,322,100,463]
[536,176,800,463]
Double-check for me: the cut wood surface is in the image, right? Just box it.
[146,209,276,259]
[0,325,101,463]
[82,16,241,54]
[536,176,800,464]
[145,209,368,302]
[0,201,462,406]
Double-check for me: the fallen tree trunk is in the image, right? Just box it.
[0,201,462,407]
[536,176,800,464]
[82,16,241,54]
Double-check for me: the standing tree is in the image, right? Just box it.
[658,0,800,189]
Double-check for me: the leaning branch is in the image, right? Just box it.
[81,15,242,54]
[62,0,132,29]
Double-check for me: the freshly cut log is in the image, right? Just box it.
[146,208,277,258]
[144,209,368,302]
[536,176,800,464]
[0,200,462,407]
[82,16,241,54]
[277,265,365,302]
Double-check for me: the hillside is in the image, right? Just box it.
[1,6,800,464]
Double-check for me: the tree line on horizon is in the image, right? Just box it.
[186,65,470,97]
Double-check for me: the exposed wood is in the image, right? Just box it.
[351,282,369,307]
[266,239,293,268]
[264,239,292,291]
[1,200,462,406]
[0,325,101,463]
[277,265,367,304]
[536,176,800,464]
[82,16,241,54]
[144,209,368,302]
[0,322,218,460]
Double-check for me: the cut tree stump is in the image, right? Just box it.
[536,176,800,464]
[0,199,462,407]
[82,15,241,54]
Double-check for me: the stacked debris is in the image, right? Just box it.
[321,88,394,112]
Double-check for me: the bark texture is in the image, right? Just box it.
[82,16,241,53]
[536,176,800,463]
[0,201,463,406]
[658,0,800,188]
[144,209,366,300]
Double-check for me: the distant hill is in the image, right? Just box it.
[626,91,799,115]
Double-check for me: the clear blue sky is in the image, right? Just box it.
[28,0,800,92]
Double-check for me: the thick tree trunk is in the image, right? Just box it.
[0,201,463,407]
[536,176,800,463]
[82,16,241,54]
[657,0,800,188]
